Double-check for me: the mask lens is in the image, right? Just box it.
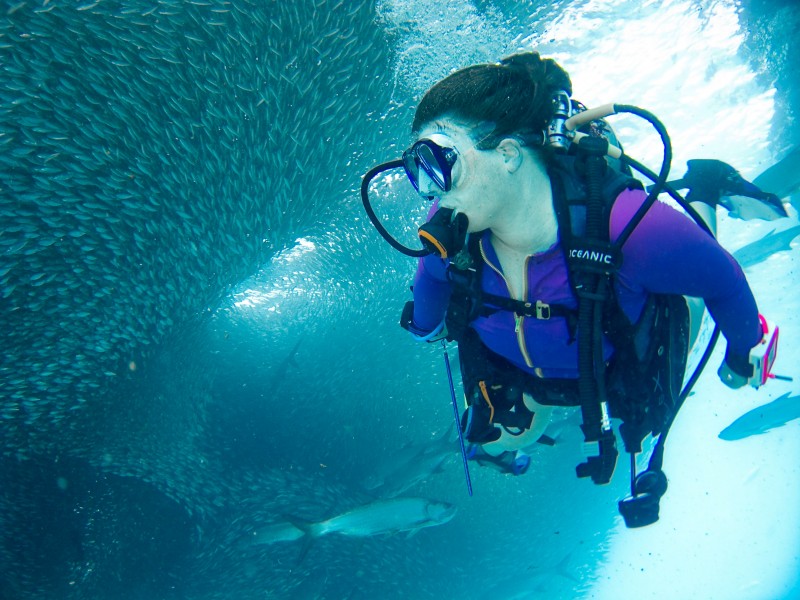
[402,150,421,192]
[416,143,447,189]
[403,139,456,194]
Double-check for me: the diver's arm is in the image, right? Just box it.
[610,189,763,364]
[407,254,452,335]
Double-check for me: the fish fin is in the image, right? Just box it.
[445,421,458,442]
[286,336,304,366]
[555,551,580,583]
[281,514,316,537]
[282,514,318,565]
[236,531,258,550]
[294,534,315,565]
[404,528,421,539]
[753,146,800,200]
[536,434,556,446]
[776,225,800,250]
[790,193,800,216]
[432,457,451,475]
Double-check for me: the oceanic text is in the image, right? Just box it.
[569,249,614,264]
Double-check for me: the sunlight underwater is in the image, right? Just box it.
[1,0,798,598]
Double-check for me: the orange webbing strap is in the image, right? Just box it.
[478,380,494,423]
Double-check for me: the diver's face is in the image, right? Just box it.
[414,120,506,233]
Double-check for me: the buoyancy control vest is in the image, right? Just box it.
[445,140,691,482]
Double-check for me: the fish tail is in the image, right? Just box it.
[282,514,321,539]
[556,551,580,583]
[282,514,321,565]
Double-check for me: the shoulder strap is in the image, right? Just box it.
[550,152,642,279]
[443,235,483,342]
[551,138,629,485]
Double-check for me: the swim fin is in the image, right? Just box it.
[656,159,789,221]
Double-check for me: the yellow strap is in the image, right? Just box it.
[418,229,449,258]
[478,380,494,424]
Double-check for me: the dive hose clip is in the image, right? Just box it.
[618,468,669,528]
[576,403,618,485]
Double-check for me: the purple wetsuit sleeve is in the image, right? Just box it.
[610,189,762,355]
[409,200,452,333]
[411,254,451,332]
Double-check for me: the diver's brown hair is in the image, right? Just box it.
[412,52,572,148]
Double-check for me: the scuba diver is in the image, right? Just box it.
[361,51,785,527]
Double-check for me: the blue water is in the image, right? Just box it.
[1,0,798,598]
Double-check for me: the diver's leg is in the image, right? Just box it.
[681,159,788,223]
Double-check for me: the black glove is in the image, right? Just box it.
[399,301,447,341]
[717,346,754,389]
[399,300,416,332]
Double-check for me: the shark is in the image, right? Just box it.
[246,496,456,547]
[731,225,800,269]
[753,146,800,216]
[719,392,800,441]
[363,428,458,497]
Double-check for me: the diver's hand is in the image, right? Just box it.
[718,345,754,389]
[718,358,749,389]
[719,316,780,389]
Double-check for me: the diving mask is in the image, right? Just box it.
[402,138,459,195]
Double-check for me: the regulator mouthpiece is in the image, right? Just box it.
[418,208,469,259]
